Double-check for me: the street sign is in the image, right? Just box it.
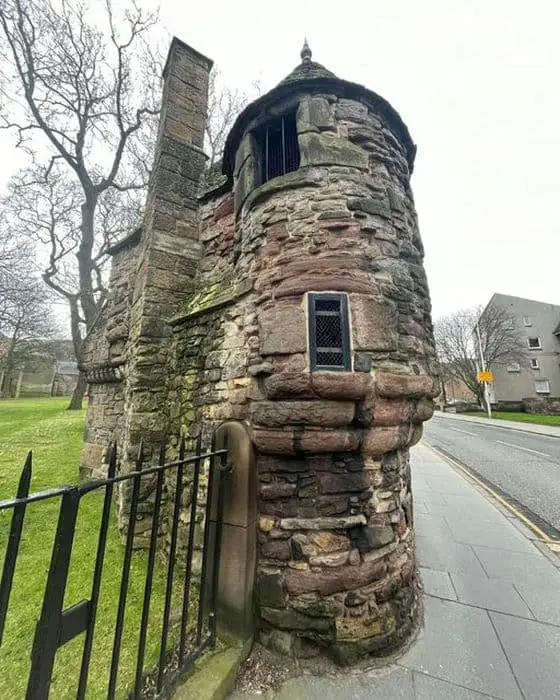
[477,370,494,383]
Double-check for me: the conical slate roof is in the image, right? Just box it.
[221,40,416,180]
[278,39,337,85]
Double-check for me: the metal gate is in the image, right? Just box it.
[0,433,231,699]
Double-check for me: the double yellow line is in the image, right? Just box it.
[421,441,560,546]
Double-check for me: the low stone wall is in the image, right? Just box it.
[523,396,560,415]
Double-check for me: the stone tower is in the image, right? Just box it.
[81,37,438,663]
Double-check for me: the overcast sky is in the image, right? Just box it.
[2,0,559,321]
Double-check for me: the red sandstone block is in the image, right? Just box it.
[375,372,437,399]
[276,275,373,298]
[413,398,435,422]
[252,429,295,455]
[285,559,387,595]
[371,398,413,427]
[297,430,360,453]
[251,400,355,428]
[264,373,314,399]
[362,426,404,456]
[310,372,371,400]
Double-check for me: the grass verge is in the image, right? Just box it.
[0,398,191,699]
[470,411,560,427]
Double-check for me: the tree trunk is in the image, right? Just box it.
[66,298,86,410]
[68,370,87,410]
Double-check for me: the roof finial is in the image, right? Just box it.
[301,38,312,64]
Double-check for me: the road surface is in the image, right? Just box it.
[422,414,560,536]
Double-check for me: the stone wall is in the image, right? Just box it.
[523,396,560,415]
[80,236,139,479]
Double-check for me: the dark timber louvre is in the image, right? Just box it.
[258,113,300,184]
[308,293,351,371]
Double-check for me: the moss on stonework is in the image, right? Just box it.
[170,278,253,324]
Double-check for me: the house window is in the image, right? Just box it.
[256,112,300,184]
[535,379,551,394]
[523,316,532,326]
[528,337,542,350]
[308,293,351,371]
[506,362,521,373]
[531,358,540,370]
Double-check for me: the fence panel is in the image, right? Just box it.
[0,438,230,699]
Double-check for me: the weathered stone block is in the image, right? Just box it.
[279,515,366,531]
[285,558,387,595]
[256,569,286,608]
[347,196,391,219]
[362,426,407,456]
[297,429,360,453]
[251,400,355,428]
[297,96,335,133]
[260,606,333,633]
[413,398,435,422]
[371,398,413,427]
[260,482,298,500]
[310,372,371,400]
[308,551,349,567]
[349,294,398,352]
[243,167,327,212]
[308,532,351,552]
[259,302,307,355]
[261,540,291,561]
[290,593,344,618]
[275,274,373,298]
[318,472,369,494]
[299,133,368,171]
[264,373,314,399]
[375,372,436,399]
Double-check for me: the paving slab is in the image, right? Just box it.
[398,597,522,699]
[444,519,537,554]
[490,611,560,699]
[473,544,560,586]
[413,671,498,699]
[513,581,560,627]
[415,513,453,540]
[450,572,534,618]
[419,567,456,600]
[416,536,488,577]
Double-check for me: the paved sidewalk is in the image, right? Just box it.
[435,409,560,439]
[230,444,560,699]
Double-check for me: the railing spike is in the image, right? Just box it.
[107,443,117,480]
[18,452,33,497]
[179,435,186,461]
[137,439,144,464]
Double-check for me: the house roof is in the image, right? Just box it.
[222,40,416,180]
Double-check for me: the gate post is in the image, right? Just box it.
[212,421,257,641]
[27,488,80,700]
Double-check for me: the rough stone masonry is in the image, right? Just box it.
[80,37,439,664]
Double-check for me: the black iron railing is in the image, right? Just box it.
[0,434,231,699]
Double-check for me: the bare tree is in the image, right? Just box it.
[0,0,162,408]
[434,305,529,408]
[205,68,261,166]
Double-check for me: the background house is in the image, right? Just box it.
[0,338,77,397]
[481,293,560,403]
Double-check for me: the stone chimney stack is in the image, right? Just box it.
[121,39,212,474]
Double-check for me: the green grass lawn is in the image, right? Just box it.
[0,398,190,699]
[470,411,560,426]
